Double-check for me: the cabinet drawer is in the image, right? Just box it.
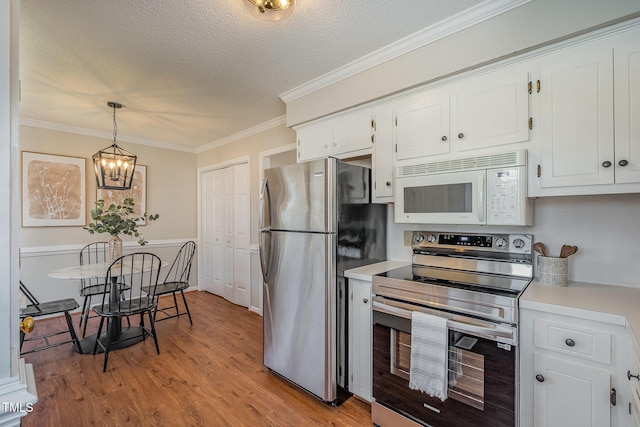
[534,318,611,364]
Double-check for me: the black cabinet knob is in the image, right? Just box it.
[619,159,629,167]
[441,136,448,141]
[386,181,391,187]
[457,133,464,139]
[602,161,612,168]
[565,338,575,347]
[536,374,545,383]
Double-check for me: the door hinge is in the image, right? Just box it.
[371,118,376,130]
[395,143,397,153]
[537,164,541,178]
[528,81,532,94]
[374,181,376,189]
[536,79,541,93]
[395,116,398,126]
[528,117,533,130]
[371,134,375,143]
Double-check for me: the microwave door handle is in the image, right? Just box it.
[477,173,485,223]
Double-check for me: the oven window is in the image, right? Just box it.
[403,183,472,214]
[389,329,486,411]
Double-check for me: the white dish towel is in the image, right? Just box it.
[409,310,448,401]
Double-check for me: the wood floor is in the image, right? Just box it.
[20,291,371,426]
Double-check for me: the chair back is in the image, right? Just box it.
[100,252,162,315]
[80,242,109,292]
[19,281,40,308]
[164,241,196,285]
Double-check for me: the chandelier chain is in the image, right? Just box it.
[112,106,118,145]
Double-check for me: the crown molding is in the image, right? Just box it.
[279,0,532,103]
[20,118,198,153]
[196,115,286,154]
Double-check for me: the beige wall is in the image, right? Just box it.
[20,125,197,248]
[197,123,296,245]
[286,0,640,126]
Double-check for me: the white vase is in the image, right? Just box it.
[108,235,123,264]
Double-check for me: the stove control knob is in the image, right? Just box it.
[414,233,424,243]
[513,238,526,249]
[427,234,437,243]
[495,237,508,248]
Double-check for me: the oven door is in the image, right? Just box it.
[372,299,516,427]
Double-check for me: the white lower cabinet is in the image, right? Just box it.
[533,353,610,427]
[348,277,372,402]
[520,308,632,427]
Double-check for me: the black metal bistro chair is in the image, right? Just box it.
[143,241,196,325]
[92,252,162,372]
[79,242,130,338]
[19,281,83,355]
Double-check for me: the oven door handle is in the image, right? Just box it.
[373,299,516,345]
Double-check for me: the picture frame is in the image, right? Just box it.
[96,164,148,225]
[21,151,86,227]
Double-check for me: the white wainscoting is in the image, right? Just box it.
[19,239,198,314]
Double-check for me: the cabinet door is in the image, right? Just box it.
[297,122,332,162]
[349,278,372,402]
[453,68,530,151]
[533,353,610,427]
[537,44,614,189]
[333,110,374,157]
[614,37,640,184]
[372,106,394,201]
[395,89,450,161]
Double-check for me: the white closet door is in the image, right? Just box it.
[211,168,228,296]
[223,167,235,302]
[233,163,250,308]
[199,170,216,293]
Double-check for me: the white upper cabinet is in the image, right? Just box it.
[371,105,394,202]
[395,65,530,163]
[453,68,530,152]
[394,88,450,161]
[536,42,615,190]
[614,36,640,184]
[296,109,374,163]
[531,25,640,196]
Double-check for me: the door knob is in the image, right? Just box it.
[441,136,447,141]
[363,298,369,304]
[386,181,392,187]
[457,133,464,139]
[535,374,545,383]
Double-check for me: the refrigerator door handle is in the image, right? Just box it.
[259,177,271,282]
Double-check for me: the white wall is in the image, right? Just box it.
[386,193,640,288]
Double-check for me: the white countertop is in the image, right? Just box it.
[344,260,410,281]
[521,279,640,348]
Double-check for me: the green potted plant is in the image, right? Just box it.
[84,198,159,262]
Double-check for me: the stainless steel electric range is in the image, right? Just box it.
[372,231,533,427]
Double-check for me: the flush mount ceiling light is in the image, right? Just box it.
[243,0,295,21]
[92,102,137,190]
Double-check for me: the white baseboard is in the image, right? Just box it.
[0,356,38,426]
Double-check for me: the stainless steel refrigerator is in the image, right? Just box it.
[259,157,386,404]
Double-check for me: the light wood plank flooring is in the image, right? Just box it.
[20,291,371,426]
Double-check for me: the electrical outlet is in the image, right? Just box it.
[403,230,412,246]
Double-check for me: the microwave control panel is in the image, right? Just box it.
[486,166,531,226]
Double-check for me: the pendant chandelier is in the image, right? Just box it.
[92,102,137,190]
[243,0,295,21]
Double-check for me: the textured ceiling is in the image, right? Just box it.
[19,0,487,152]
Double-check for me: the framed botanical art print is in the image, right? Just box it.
[96,164,148,224]
[22,151,86,227]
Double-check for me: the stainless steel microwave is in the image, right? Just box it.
[394,150,533,226]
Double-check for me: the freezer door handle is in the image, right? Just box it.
[259,177,271,282]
